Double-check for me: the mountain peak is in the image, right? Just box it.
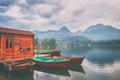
[84,23,120,40]
[85,23,113,32]
[59,26,71,33]
[96,23,105,26]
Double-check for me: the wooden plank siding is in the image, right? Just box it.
[0,34,1,60]
[0,27,34,62]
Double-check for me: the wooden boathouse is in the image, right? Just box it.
[0,27,34,62]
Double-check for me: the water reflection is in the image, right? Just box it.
[59,46,120,65]
[83,59,120,80]
[0,70,33,80]
[0,64,85,80]
[33,64,85,77]
[85,46,120,66]
[68,64,85,74]
[33,64,85,80]
[34,65,70,77]
[58,46,92,57]
[58,46,120,80]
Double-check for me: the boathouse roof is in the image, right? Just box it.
[0,27,34,36]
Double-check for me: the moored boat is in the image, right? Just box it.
[3,60,34,71]
[46,56,84,64]
[34,49,61,57]
[31,57,69,68]
[64,56,84,64]
[50,50,61,56]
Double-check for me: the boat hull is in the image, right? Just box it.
[51,50,61,56]
[68,57,84,64]
[34,61,69,68]
[4,60,34,71]
[35,50,61,57]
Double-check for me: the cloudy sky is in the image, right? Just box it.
[0,0,120,32]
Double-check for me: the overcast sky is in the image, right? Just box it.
[0,0,120,32]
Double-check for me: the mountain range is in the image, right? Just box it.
[33,24,120,41]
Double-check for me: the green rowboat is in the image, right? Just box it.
[31,57,69,68]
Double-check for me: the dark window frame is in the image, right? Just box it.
[6,36,9,48]
[6,35,13,49]
[10,36,12,48]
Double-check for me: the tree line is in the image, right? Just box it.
[35,37,120,49]
[34,37,57,50]
[61,39,120,47]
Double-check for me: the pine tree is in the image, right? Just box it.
[34,37,39,46]
[41,38,57,49]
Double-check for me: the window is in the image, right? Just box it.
[26,48,30,51]
[15,40,20,46]
[10,36,12,48]
[6,36,9,48]
[6,35,13,49]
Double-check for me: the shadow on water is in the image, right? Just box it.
[34,65,71,77]
[68,64,85,74]
[34,64,85,77]
[0,68,33,80]
[0,64,85,80]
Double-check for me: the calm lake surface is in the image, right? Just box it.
[0,46,120,80]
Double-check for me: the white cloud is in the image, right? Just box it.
[0,0,120,32]
[5,5,26,19]
[17,0,26,4]
[30,3,57,18]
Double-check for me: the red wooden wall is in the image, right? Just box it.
[0,34,34,62]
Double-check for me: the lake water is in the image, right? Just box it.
[0,46,120,80]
